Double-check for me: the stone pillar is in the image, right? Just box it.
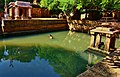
[21,9,25,19]
[15,6,19,20]
[105,34,111,51]
[90,32,96,47]
[112,12,115,18]
[110,34,116,49]
[9,8,13,19]
[95,33,101,48]
[88,53,92,64]
[28,8,32,19]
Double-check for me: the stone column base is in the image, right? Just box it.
[28,16,32,19]
[15,16,20,20]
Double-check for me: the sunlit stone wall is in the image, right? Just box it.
[2,19,68,33]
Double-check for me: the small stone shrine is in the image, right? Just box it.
[8,1,32,19]
[89,27,119,54]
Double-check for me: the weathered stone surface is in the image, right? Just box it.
[68,19,120,33]
[77,62,117,77]
[31,8,50,18]
[2,19,68,34]
[77,48,120,77]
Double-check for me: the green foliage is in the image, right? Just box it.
[76,3,82,10]
[40,0,79,15]
[40,0,49,8]
[113,0,120,10]
[36,45,88,77]
[101,0,120,11]
[0,0,120,14]
[40,0,62,14]
[0,45,90,77]
[58,0,74,13]
[114,4,120,10]
[48,0,59,10]
[0,45,37,62]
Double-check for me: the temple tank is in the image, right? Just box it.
[0,31,119,77]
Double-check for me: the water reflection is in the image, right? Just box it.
[9,58,14,68]
[3,39,9,56]
[0,31,104,77]
[62,31,90,52]
[88,53,99,65]
[0,44,103,77]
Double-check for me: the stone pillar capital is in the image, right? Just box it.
[90,31,95,35]
[106,34,111,38]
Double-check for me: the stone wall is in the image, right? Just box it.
[68,20,120,33]
[31,8,50,18]
[68,20,100,33]
[0,12,3,20]
[2,19,68,34]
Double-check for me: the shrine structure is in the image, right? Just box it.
[89,27,119,54]
[8,1,32,19]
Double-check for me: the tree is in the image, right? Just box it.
[48,0,61,14]
[0,0,16,12]
[40,0,61,15]
[58,0,76,16]
[76,0,102,19]
[112,0,120,10]
[40,0,78,15]
[40,0,53,8]
[101,0,120,11]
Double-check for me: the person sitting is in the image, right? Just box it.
[49,34,53,39]
[98,42,105,50]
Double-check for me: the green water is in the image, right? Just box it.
[0,31,118,77]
